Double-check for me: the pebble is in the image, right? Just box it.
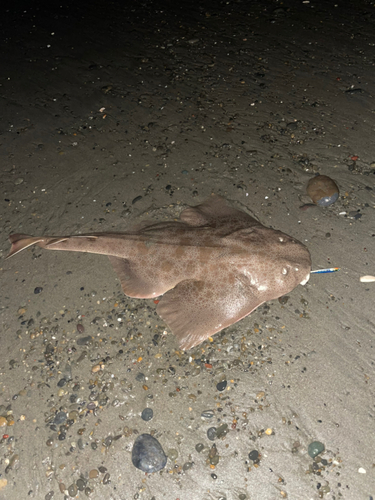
[207,427,217,441]
[68,483,77,497]
[307,440,325,458]
[201,410,214,419]
[76,478,86,491]
[306,175,339,206]
[216,380,227,391]
[76,336,92,346]
[131,434,167,473]
[89,469,99,479]
[195,443,204,453]
[34,287,43,294]
[141,408,153,421]
[167,448,178,460]
[183,461,193,471]
[135,372,145,382]
[92,363,104,373]
[53,411,67,425]
[216,423,228,438]
[5,454,19,472]
[248,450,259,461]
[76,324,85,333]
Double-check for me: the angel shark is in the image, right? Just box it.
[7,195,311,349]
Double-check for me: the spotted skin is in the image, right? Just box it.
[7,195,311,350]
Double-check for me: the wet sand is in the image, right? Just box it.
[1,0,375,498]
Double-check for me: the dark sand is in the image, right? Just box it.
[1,0,375,498]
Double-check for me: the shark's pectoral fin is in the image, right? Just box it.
[157,277,263,350]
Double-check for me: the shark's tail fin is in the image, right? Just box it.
[7,234,45,259]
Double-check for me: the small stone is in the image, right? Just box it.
[167,448,178,461]
[131,434,167,473]
[103,436,113,448]
[89,469,99,479]
[34,287,43,294]
[195,443,204,453]
[77,324,85,333]
[183,461,193,471]
[57,378,67,388]
[76,336,92,346]
[201,410,214,419]
[76,478,86,491]
[135,372,145,382]
[307,441,325,458]
[207,427,217,441]
[141,408,153,421]
[5,454,19,472]
[91,363,104,373]
[216,380,227,391]
[248,450,259,461]
[68,483,77,497]
[216,423,228,438]
[53,411,67,425]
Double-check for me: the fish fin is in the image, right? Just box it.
[7,234,45,258]
[180,194,259,228]
[157,277,263,350]
[108,256,169,299]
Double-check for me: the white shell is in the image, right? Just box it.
[360,275,375,283]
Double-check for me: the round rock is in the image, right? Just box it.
[53,411,67,425]
[131,434,167,473]
[141,408,153,421]
[306,175,339,207]
[308,440,325,458]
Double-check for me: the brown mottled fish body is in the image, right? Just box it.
[7,196,311,350]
